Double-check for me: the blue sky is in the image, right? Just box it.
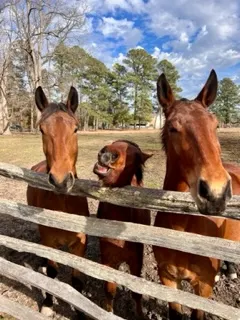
[84,0,240,97]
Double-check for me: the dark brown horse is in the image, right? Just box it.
[93,140,151,319]
[153,70,240,320]
[27,87,89,316]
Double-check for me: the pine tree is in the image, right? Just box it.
[157,59,182,97]
[211,78,240,125]
[123,48,157,128]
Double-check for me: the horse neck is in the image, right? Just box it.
[131,175,143,187]
[163,153,190,231]
[164,155,188,192]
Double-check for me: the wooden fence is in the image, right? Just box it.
[0,162,240,320]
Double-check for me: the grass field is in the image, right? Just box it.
[0,128,239,189]
[0,130,164,189]
[0,129,240,320]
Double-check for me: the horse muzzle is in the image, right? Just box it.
[196,179,232,215]
[48,171,75,193]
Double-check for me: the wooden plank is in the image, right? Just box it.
[0,295,47,320]
[0,257,123,320]
[0,199,239,263]
[0,236,240,320]
[0,162,240,219]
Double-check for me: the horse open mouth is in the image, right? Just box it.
[93,162,111,177]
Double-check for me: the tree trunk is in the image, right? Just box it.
[84,114,89,131]
[30,101,34,132]
[95,118,99,130]
[0,78,11,135]
[134,84,138,129]
[26,0,42,125]
[153,110,160,129]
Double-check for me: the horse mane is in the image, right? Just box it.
[115,139,145,185]
[38,102,77,125]
[161,126,168,153]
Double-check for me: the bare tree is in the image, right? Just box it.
[7,0,88,130]
[0,4,16,135]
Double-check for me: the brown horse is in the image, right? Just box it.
[27,86,89,316]
[153,70,240,320]
[93,140,152,319]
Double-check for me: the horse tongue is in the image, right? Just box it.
[98,166,108,173]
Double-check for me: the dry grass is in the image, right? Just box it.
[0,128,239,188]
[0,128,240,320]
[0,130,164,189]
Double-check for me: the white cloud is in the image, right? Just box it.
[113,52,126,65]
[88,0,145,14]
[99,17,143,47]
[86,0,240,96]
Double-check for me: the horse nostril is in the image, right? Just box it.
[49,172,74,191]
[198,179,211,201]
[224,180,232,200]
[65,172,75,190]
[101,152,112,164]
[48,173,57,187]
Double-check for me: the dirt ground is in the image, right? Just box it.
[0,129,240,320]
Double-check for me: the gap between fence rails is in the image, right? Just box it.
[0,236,240,320]
[0,161,240,219]
[0,199,239,262]
[0,257,124,320]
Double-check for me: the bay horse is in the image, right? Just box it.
[153,70,240,320]
[93,140,152,319]
[27,86,89,316]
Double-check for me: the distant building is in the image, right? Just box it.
[146,112,165,129]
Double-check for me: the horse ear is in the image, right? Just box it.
[35,86,49,112]
[141,152,153,164]
[66,86,78,113]
[157,73,175,116]
[195,69,218,108]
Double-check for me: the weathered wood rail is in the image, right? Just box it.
[0,199,239,263]
[1,236,240,320]
[1,161,240,219]
[0,257,123,320]
[0,161,240,320]
[0,295,48,320]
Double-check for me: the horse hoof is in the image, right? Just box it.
[41,305,54,317]
[214,274,220,283]
[38,266,47,275]
[136,316,147,320]
[221,264,227,271]
[75,309,88,319]
[229,273,238,280]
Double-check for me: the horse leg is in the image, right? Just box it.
[104,281,117,313]
[69,234,87,319]
[190,279,213,320]
[215,260,224,283]
[70,233,87,292]
[128,244,145,319]
[159,273,183,320]
[41,259,58,316]
[225,261,238,280]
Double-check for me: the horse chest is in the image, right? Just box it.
[97,203,136,223]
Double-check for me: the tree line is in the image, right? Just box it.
[0,1,239,134]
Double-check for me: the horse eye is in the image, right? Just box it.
[169,126,178,133]
[74,127,78,133]
[112,152,119,160]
